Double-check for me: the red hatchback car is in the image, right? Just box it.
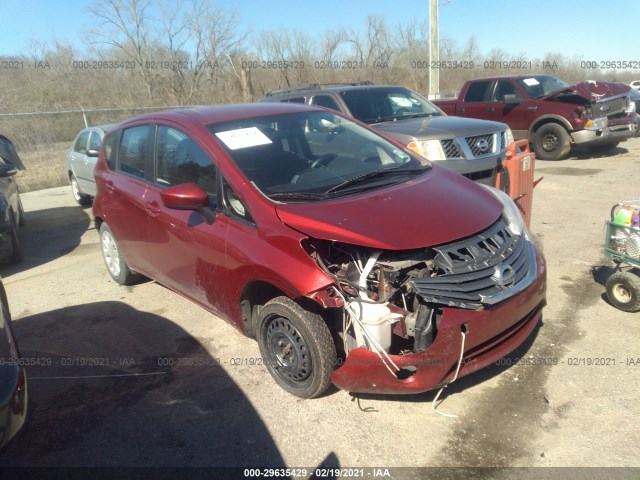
[93,103,546,398]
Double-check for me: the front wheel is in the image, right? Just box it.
[533,123,571,160]
[605,271,640,312]
[99,223,140,285]
[257,297,337,398]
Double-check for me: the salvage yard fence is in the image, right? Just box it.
[0,106,190,192]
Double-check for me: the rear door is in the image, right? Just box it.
[81,129,103,196]
[458,80,494,120]
[70,130,92,190]
[105,124,154,275]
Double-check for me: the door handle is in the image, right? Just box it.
[458,107,465,114]
[487,107,495,113]
[145,200,161,216]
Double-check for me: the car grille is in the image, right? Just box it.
[591,95,628,117]
[465,134,495,157]
[441,139,462,158]
[410,220,535,309]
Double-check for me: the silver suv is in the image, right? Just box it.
[261,83,514,184]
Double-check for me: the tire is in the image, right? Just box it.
[605,271,640,313]
[99,223,140,285]
[71,175,92,206]
[257,296,337,398]
[587,142,620,155]
[17,197,26,227]
[8,214,22,264]
[533,123,571,160]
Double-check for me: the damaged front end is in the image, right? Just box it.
[304,190,546,394]
[547,81,637,142]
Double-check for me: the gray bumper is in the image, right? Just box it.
[571,123,636,147]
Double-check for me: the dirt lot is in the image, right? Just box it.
[1,139,639,479]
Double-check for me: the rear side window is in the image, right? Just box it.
[156,126,217,200]
[119,125,150,178]
[463,81,491,102]
[311,95,340,110]
[73,131,90,154]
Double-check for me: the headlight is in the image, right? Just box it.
[585,117,608,130]
[504,127,515,147]
[407,140,446,160]
[628,100,636,113]
[480,185,526,237]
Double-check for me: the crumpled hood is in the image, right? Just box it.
[275,166,503,250]
[543,81,630,103]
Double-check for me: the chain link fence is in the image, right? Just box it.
[0,106,189,192]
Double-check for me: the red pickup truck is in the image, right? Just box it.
[433,75,637,160]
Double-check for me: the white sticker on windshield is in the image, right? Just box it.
[523,78,540,86]
[215,127,272,150]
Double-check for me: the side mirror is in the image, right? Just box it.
[86,149,100,157]
[160,183,216,224]
[161,183,209,210]
[503,94,522,105]
[0,163,18,178]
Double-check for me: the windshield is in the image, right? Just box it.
[516,75,570,99]
[340,88,443,124]
[208,111,429,200]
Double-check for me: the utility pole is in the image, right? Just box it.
[428,0,439,99]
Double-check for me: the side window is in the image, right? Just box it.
[118,125,150,179]
[73,131,90,154]
[156,126,217,199]
[103,132,118,170]
[286,97,306,103]
[88,131,102,152]
[311,95,340,110]
[491,81,521,103]
[463,81,491,102]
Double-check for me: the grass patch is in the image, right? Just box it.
[15,142,69,193]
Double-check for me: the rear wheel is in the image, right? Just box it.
[533,123,571,160]
[257,296,336,398]
[71,175,92,206]
[99,223,140,285]
[605,271,640,312]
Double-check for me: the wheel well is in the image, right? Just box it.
[240,281,287,339]
[240,281,331,339]
[529,119,570,141]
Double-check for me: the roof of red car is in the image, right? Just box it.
[117,102,319,128]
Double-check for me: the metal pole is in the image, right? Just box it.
[428,0,439,99]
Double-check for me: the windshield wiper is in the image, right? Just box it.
[268,192,328,201]
[325,165,431,194]
[399,112,440,119]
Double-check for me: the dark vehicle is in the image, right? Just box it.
[64,125,112,205]
[261,83,515,185]
[629,89,640,136]
[93,103,546,398]
[433,75,637,160]
[0,135,26,264]
[0,278,28,449]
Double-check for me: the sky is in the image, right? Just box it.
[1,0,639,63]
